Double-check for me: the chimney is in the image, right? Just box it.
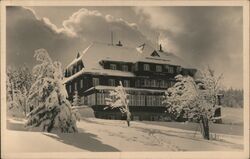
[159,44,163,52]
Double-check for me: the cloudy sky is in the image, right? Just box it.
[6,6,243,89]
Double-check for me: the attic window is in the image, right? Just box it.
[151,50,160,57]
[110,64,117,70]
[122,65,128,72]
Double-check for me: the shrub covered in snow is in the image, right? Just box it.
[163,67,222,140]
[25,49,78,133]
[105,81,131,126]
[6,66,34,117]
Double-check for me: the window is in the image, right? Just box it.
[170,81,175,87]
[151,80,157,87]
[160,80,165,88]
[92,78,99,86]
[139,95,145,106]
[80,79,83,88]
[74,82,77,90]
[159,96,164,106]
[134,95,139,106]
[143,79,150,87]
[74,68,77,74]
[146,96,158,106]
[108,79,116,86]
[78,65,82,71]
[132,95,136,106]
[128,95,132,106]
[67,69,71,76]
[110,64,117,70]
[169,66,174,73]
[156,65,162,72]
[122,65,128,72]
[69,84,72,93]
[135,63,139,71]
[176,66,182,74]
[165,81,170,88]
[69,67,73,76]
[123,80,130,87]
[64,70,68,77]
[155,96,161,106]
[165,65,174,73]
[97,93,106,105]
[147,96,153,106]
[143,64,150,71]
[130,95,134,106]
[87,94,96,105]
[135,80,140,87]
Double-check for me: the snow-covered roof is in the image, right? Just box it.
[66,42,194,70]
[85,85,166,93]
[64,42,196,83]
[63,68,135,83]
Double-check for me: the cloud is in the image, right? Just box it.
[134,7,184,34]
[7,7,152,69]
[62,8,151,47]
[134,6,243,88]
[134,7,242,58]
[7,6,85,69]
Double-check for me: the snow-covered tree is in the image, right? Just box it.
[25,49,78,133]
[196,66,223,108]
[6,66,33,116]
[72,91,81,106]
[105,81,131,126]
[163,69,222,140]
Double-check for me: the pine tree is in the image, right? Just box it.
[25,49,78,133]
[105,81,131,126]
[163,68,222,140]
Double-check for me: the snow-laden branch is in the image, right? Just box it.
[25,49,78,133]
[105,81,131,126]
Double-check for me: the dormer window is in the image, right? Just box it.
[110,64,117,70]
[143,64,150,71]
[151,50,160,57]
[156,65,162,72]
[122,65,128,72]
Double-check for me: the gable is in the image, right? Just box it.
[150,50,160,57]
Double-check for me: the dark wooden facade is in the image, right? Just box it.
[64,59,196,121]
[64,43,197,121]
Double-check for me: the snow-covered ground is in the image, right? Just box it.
[3,115,243,154]
[221,107,243,125]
